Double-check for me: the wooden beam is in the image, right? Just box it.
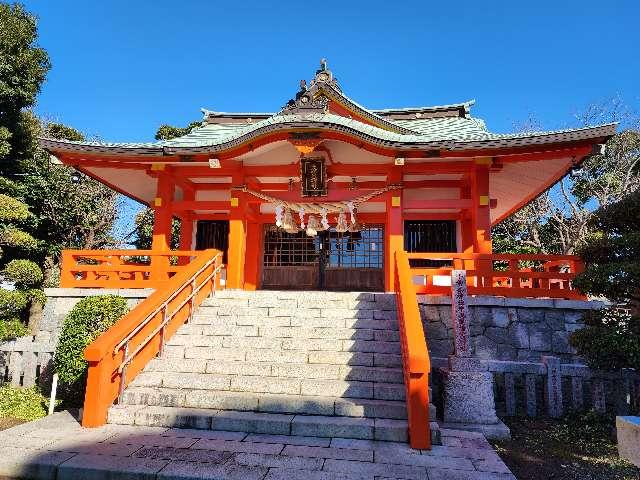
[403,199,471,210]
[403,212,462,220]
[171,200,230,211]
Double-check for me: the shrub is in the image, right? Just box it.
[0,385,48,420]
[23,288,46,306]
[0,225,39,251]
[0,193,30,223]
[54,295,129,386]
[3,259,43,288]
[0,288,28,318]
[569,308,640,371]
[0,317,29,341]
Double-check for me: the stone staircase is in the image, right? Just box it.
[108,290,439,443]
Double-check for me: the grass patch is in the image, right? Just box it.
[0,385,48,421]
[492,411,639,480]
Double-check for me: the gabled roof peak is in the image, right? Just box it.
[277,59,415,135]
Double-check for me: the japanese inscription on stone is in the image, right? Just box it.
[451,270,471,357]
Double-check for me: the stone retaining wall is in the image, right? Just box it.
[419,296,603,363]
[0,288,152,387]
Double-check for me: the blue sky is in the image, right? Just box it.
[20,0,640,238]
[25,0,639,141]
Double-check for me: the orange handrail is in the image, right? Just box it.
[406,252,585,300]
[81,249,223,427]
[60,249,204,289]
[395,250,431,449]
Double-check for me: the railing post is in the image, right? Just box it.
[82,357,115,427]
[525,373,537,417]
[504,372,517,416]
[542,356,563,418]
[592,378,606,413]
[117,343,129,404]
[394,250,431,449]
[571,376,584,411]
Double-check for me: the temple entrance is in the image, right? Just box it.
[261,224,384,291]
[195,221,229,262]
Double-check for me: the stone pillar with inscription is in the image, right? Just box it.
[442,270,506,436]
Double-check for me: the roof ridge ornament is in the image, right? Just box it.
[279,59,340,115]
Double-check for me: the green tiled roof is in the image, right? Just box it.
[38,63,616,156]
[40,111,616,157]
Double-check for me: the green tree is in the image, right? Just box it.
[569,190,640,370]
[0,3,50,171]
[0,4,120,337]
[155,121,200,141]
[131,207,180,250]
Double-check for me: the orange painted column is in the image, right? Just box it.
[472,159,493,254]
[244,221,261,290]
[384,167,403,292]
[226,189,246,289]
[151,172,174,279]
[178,214,194,266]
[472,159,493,287]
[178,188,195,265]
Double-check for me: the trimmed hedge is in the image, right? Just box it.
[0,385,47,421]
[0,193,30,223]
[3,259,43,288]
[0,225,38,251]
[0,289,27,318]
[0,317,29,341]
[54,295,129,385]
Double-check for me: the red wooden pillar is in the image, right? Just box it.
[472,159,493,287]
[178,187,195,265]
[227,179,246,289]
[472,159,492,254]
[244,221,261,290]
[151,172,174,280]
[385,167,403,292]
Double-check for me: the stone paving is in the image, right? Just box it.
[1,411,515,479]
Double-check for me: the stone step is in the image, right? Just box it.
[145,358,405,383]
[201,296,397,310]
[173,324,401,341]
[203,290,396,305]
[129,371,408,400]
[162,345,404,367]
[119,387,437,420]
[166,336,401,356]
[190,314,399,331]
[194,305,397,321]
[107,405,434,442]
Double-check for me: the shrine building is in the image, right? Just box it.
[41,61,614,294]
[36,61,617,446]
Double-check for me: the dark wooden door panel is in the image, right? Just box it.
[262,266,318,290]
[260,224,384,291]
[324,268,384,291]
[196,221,229,262]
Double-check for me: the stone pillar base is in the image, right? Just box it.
[443,369,499,425]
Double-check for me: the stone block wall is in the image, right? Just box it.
[1,288,152,387]
[419,296,603,363]
[35,288,153,347]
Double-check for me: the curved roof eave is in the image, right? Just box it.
[38,121,616,158]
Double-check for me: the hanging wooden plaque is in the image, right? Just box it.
[300,157,327,197]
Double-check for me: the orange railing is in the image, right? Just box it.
[395,250,431,449]
[407,253,585,300]
[81,249,223,427]
[60,249,205,289]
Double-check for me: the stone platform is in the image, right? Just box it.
[1,411,515,479]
